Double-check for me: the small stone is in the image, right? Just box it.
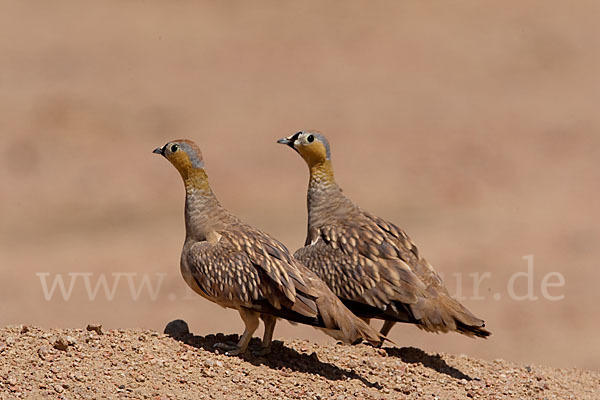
[54,384,64,393]
[86,324,103,335]
[38,345,52,360]
[164,320,189,337]
[20,326,29,334]
[8,385,21,394]
[204,359,215,368]
[6,375,17,386]
[65,336,77,346]
[54,336,69,351]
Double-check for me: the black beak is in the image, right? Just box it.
[276,131,302,148]
[153,146,165,156]
[276,137,292,146]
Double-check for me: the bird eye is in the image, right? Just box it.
[171,144,179,153]
[307,134,314,143]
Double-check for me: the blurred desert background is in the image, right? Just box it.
[1,1,598,371]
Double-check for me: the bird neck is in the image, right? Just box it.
[308,159,336,186]
[183,170,228,241]
[306,160,354,229]
[181,167,211,193]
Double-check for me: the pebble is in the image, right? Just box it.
[86,324,103,335]
[65,336,78,346]
[38,345,52,360]
[204,359,215,368]
[53,336,69,351]
[164,320,190,337]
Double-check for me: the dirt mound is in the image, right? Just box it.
[0,324,597,399]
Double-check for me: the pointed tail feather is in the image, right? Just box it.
[313,280,385,346]
[410,293,491,338]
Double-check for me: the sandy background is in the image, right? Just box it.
[1,1,598,371]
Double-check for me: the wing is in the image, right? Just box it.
[187,227,319,318]
[361,212,447,288]
[294,212,444,311]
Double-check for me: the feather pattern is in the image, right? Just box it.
[156,138,384,352]
[186,226,318,317]
[283,131,490,338]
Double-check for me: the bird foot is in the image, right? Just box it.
[253,346,271,356]
[213,342,247,356]
[224,347,244,356]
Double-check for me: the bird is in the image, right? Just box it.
[277,131,490,339]
[153,139,383,356]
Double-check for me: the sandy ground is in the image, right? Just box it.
[1,0,599,374]
[0,324,598,399]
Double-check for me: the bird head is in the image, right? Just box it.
[153,139,208,185]
[277,131,331,168]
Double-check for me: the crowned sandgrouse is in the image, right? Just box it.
[153,139,383,355]
[277,132,490,338]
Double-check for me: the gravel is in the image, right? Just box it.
[0,323,597,399]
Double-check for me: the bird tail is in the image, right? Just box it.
[410,293,491,338]
[315,283,385,346]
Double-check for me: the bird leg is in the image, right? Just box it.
[348,318,372,345]
[214,308,259,356]
[254,314,277,356]
[380,320,395,337]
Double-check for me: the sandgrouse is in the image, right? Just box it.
[153,139,383,355]
[277,132,490,338]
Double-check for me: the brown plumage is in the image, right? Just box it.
[277,132,490,339]
[153,139,383,355]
